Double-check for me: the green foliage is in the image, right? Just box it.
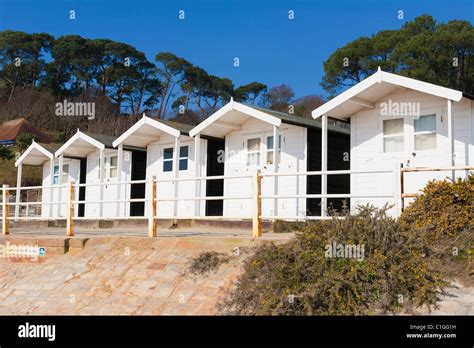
[400,176,473,280]
[0,31,268,120]
[322,15,474,95]
[0,145,13,160]
[221,205,448,315]
[15,133,39,151]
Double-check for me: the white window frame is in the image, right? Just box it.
[53,164,69,185]
[162,145,190,172]
[382,118,405,154]
[413,114,437,151]
[266,134,282,165]
[163,147,174,172]
[179,145,189,171]
[246,137,261,167]
[106,155,118,179]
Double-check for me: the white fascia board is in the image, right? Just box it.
[380,71,463,102]
[312,72,381,119]
[15,142,53,167]
[312,70,463,119]
[234,102,281,127]
[112,116,180,148]
[189,101,281,137]
[55,131,105,157]
[189,102,234,137]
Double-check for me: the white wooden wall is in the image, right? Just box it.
[223,118,307,218]
[85,148,132,218]
[350,90,473,216]
[146,134,207,218]
[41,158,80,218]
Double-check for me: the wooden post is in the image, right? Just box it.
[252,170,262,238]
[66,180,74,237]
[15,163,22,221]
[2,185,9,235]
[148,176,157,238]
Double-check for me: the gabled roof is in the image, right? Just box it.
[159,119,195,135]
[189,100,282,138]
[245,104,350,134]
[0,118,53,144]
[113,114,181,148]
[189,100,349,137]
[55,130,105,157]
[15,141,57,167]
[83,132,118,149]
[312,68,464,120]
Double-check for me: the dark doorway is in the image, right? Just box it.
[306,128,350,216]
[306,128,322,216]
[78,158,87,217]
[130,150,147,216]
[205,139,225,216]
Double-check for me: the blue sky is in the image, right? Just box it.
[0,0,472,98]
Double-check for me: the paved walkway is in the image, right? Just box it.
[7,227,294,240]
[0,236,260,315]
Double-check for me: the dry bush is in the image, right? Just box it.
[220,205,448,315]
[187,251,230,276]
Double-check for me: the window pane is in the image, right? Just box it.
[180,146,188,158]
[110,168,117,178]
[163,160,172,172]
[247,153,260,166]
[63,164,69,174]
[267,136,274,150]
[266,151,274,164]
[164,148,173,159]
[384,136,404,153]
[110,156,117,167]
[415,133,436,150]
[247,138,260,151]
[53,165,59,175]
[414,114,436,133]
[179,158,188,171]
[53,176,59,185]
[383,119,404,135]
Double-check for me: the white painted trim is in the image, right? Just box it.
[189,101,281,137]
[15,142,53,167]
[321,115,328,217]
[55,131,105,157]
[112,114,180,148]
[312,70,463,120]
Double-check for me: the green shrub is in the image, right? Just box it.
[400,176,473,281]
[220,205,448,315]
